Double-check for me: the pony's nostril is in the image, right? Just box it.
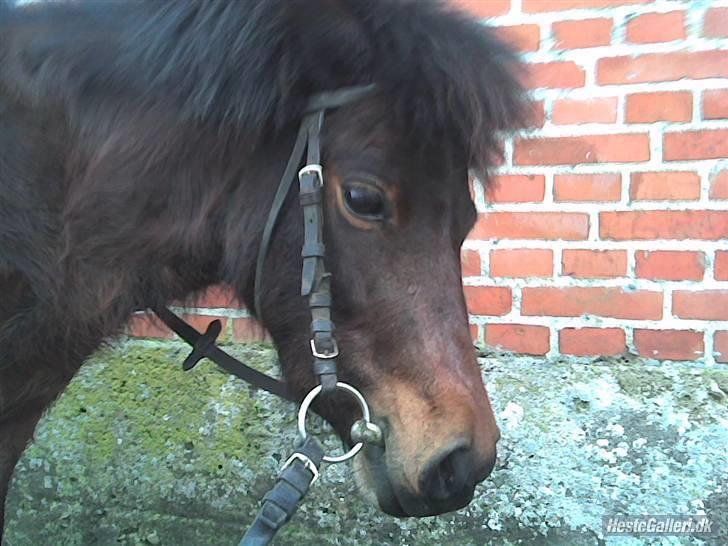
[421,446,474,502]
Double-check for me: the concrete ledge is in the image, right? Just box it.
[5,341,727,545]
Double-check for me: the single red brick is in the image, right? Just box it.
[461,250,482,277]
[486,324,550,356]
[626,11,686,43]
[711,170,728,200]
[526,61,586,89]
[635,330,704,361]
[635,251,705,281]
[673,290,728,320]
[703,90,728,120]
[553,18,612,49]
[464,286,512,316]
[196,285,239,308]
[473,212,590,240]
[490,249,553,278]
[232,317,270,342]
[598,51,728,85]
[494,24,541,52]
[514,134,650,165]
[714,331,728,363]
[526,100,546,128]
[127,313,174,339]
[630,171,700,201]
[562,249,627,278]
[626,92,692,123]
[704,7,728,38]
[664,130,728,161]
[448,0,510,17]
[487,175,545,203]
[554,173,621,202]
[552,97,617,124]
[521,287,663,320]
[523,0,649,12]
[716,251,728,281]
[559,327,625,356]
[600,211,728,241]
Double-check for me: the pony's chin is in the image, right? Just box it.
[353,445,409,517]
[376,489,409,517]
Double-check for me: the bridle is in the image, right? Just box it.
[153,84,382,545]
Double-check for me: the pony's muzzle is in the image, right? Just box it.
[351,368,501,516]
[359,435,498,517]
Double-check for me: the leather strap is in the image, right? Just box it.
[303,83,377,113]
[153,306,295,403]
[298,111,325,298]
[239,437,324,546]
[297,109,339,392]
[253,120,310,319]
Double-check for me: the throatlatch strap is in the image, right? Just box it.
[239,437,324,546]
[153,307,294,403]
[254,120,310,319]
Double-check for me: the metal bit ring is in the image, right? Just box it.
[297,382,371,464]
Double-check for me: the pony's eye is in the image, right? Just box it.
[343,184,386,220]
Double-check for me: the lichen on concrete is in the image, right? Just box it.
[4,341,727,545]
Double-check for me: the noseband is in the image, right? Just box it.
[153,84,380,545]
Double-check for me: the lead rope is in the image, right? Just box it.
[238,437,324,546]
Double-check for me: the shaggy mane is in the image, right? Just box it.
[2,0,525,174]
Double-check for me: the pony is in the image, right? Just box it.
[0,0,524,533]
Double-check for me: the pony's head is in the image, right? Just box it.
[116,0,525,517]
[214,0,527,516]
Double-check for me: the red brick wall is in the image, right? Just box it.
[458,0,728,363]
[132,0,728,364]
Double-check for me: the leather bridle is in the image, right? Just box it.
[253,83,378,394]
[153,84,381,545]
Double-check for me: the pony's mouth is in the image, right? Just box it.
[353,443,408,517]
[354,443,454,518]
[377,484,409,517]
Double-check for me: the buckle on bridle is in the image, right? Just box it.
[298,164,323,186]
[310,338,339,359]
[280,452,320,485]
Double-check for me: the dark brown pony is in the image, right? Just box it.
[0,0,524,534]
